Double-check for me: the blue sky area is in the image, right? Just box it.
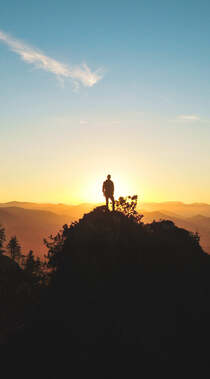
[1,0,210,203]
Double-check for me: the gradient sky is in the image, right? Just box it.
[1,0,210,204]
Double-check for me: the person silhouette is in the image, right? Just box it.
[102,174,115,211]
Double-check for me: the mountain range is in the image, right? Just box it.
[0,201,210,255]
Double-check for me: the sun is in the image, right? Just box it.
[83,174,136,205]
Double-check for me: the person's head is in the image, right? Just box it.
[107,174,111,180]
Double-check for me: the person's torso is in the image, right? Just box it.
[104,180,114,194]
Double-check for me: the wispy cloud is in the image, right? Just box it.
[170,114,210,124]
[79,119,89,125]
[177,115,200,121]
[0,29,103,88]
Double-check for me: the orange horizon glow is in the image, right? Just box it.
[1,174,210,206]
[1,167,210,205]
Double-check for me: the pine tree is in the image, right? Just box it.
[7,236,22,263]
[0,226,6,255]
[24,250,45,286]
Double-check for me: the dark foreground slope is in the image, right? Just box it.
[10,207,210,371]
[0,254,38,342]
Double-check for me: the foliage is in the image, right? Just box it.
[0,226,6,255]
[115,195,143,222]
[7,236,22,263]
[0,230,47,341]
[43,225,68,271]
[43,199,204,275]
[23,250,47,287]
[44,196,144,271]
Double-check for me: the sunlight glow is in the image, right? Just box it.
[83,174,138,205]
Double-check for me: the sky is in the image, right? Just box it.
[1,0,210,204]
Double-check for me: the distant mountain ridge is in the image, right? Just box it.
[1,200,210,255]
[0,206,68,255]
[3,200,210,217]
[0,202,97,255]
[141,201,210,217]
[0,201,94,217]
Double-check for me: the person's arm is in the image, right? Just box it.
[102,182,105,194]
[112,181,114,193]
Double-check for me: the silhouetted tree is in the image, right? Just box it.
[44,226,68,271]
[23,250,46,286]
[0,226,6,255]
[7,236,22,263]
[24,250,36,273]
[115,195,143,222]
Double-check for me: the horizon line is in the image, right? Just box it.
[1,200,210,207]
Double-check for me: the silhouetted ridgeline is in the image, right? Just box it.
[5,204,210,371]
[2,201,210,254]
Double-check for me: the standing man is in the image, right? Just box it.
[102,174,115,211]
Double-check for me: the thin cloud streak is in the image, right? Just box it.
[0,30,103,88]
[170,114,201,123]
[80,120,89,125]
[177,115,200,121]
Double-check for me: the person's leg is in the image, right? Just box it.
[111,195,115,211]
[106,196,109,210]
